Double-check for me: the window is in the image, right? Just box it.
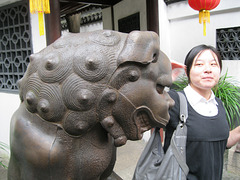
[0,1,32,92]
[118,12,140,33]
[216,27,240,60]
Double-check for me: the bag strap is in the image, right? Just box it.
[177,92,188,123]
[170,133,189,175]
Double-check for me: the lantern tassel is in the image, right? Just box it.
[38,12,44,36]
[199,10,210,36]
[42,0,50,14]
[29,0,50,36]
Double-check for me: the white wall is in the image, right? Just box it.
[0,93,20,145]
[80,7,103,32]
[102,7,112,30]
[80,21,103,32]
[159,0,240,80]
[0,12,47,146]
[159,0,171,58]
[62,21,103,35]
[30,13,47,53]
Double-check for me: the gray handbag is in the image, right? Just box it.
[132,92,189,180]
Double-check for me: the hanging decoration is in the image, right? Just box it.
[29,0,50,36]
[188,0,220,36]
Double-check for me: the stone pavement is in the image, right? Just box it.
[223,144,240,180]
[1,139,240,180]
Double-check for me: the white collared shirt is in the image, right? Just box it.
[184,85,218,117]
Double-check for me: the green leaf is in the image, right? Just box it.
[0,142,9,169]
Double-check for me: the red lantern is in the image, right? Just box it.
[188,0,220,36]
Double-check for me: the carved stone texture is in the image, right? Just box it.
[8,30,174,180]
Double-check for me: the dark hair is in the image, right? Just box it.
[184,44,222,81]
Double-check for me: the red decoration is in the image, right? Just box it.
[188,0,221,36]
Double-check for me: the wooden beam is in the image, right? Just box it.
[60,3,87,16]
[45,0,61,45]
[60,0,122,6]
[146,0,159,35]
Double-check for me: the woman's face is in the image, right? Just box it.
[189,50,221,93]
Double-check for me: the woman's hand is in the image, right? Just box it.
[227,126,240,148]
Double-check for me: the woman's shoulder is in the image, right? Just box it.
[169,89,184,101]
[214,96,225,110]
[167,89,184,126]
[215,96,223,103]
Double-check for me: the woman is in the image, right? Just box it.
[164,44,240,180]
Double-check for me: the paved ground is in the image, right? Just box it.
[222,144,240,180]
[223,169,240,180]
[1,139,240,180]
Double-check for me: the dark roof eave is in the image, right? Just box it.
[61,0,122,6]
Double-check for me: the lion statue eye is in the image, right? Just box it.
[128,69,140,82]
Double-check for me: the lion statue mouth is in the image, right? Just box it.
[132,106,169,139]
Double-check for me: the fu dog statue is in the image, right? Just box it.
[8,30,174,180]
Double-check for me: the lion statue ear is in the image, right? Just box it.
[117,31,160,66]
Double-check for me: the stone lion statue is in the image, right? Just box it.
[8,30,174,180]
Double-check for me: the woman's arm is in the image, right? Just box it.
[227,126,240,148]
